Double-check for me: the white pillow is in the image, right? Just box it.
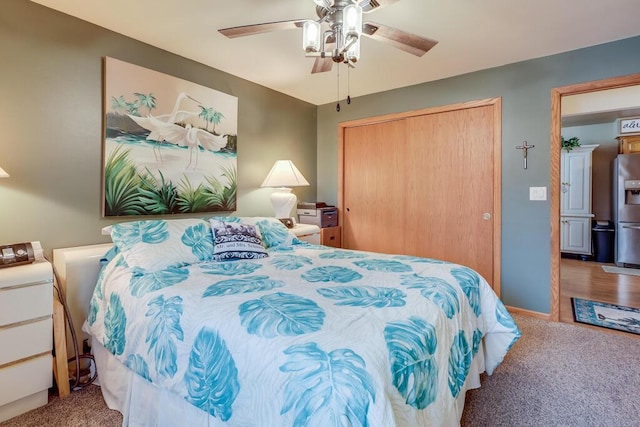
[109,218,214,272]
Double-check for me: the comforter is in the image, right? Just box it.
[85,242,520,426]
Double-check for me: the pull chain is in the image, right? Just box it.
[347,65,351,105]
[336,63,341,112]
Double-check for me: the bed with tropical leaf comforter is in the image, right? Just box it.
[85,217,520,427]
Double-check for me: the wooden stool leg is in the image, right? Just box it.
[53,297,70,398]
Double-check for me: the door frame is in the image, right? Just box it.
[337,97,502,294]
[549,73,640,321]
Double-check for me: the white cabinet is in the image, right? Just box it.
[560,217,592,255]
[0,260,53,422]
[560,144,598,255]
[292,223,321,244]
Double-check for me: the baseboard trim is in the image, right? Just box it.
[506,305,550,320]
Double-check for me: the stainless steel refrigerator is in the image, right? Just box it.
[613,154,640,266]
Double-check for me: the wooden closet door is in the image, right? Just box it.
[404,106,494,282]
[342,120,407,254]
[341,101,498,287]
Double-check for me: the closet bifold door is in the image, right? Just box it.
[341,101,498,288]
[342,119,407,255]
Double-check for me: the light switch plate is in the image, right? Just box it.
[529,186,547,201]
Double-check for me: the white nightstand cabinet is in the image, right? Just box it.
[292,223,321,244]
[0,260,53,422]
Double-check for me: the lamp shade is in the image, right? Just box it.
[0,166,9,178]
[261,160,309,218]
[261,160,310,188]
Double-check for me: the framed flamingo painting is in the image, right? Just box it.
[102,57,238,217]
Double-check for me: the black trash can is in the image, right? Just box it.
[592,220,615,263]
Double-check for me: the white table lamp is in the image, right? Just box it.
[0,166,9,178]
[261,160,309,218]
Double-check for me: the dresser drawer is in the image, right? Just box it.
[0,354,52,407]
[0,282,53,326]
[0,318,53,366]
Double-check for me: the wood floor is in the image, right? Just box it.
[560,258,640,337]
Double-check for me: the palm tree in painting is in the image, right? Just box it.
[111,96,129,115]
[198,106,225,133]
[126,101,140,116]
[209,110,224,133]
[134,93,157,116]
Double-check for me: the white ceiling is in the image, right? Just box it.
[31,0,640,105]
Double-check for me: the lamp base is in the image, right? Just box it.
[270,187,297,218]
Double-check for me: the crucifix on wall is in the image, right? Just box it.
[516,141,535,169]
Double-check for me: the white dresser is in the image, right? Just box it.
[0,260,53,422]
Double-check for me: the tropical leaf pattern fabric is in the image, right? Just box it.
[184,327,239,421]
[108,218,215,272]
[239,292,325,337]
[145,295,184,378]
[317,286,407,307]
[400,274,461,319]
[384,317,439,409]
[181,222,214,261]
[448,331,472,398]
[129,267,190,297]
[301,265,363,283]
[85,230,521,427]
[353,259,413,273]
[199,260,263,276]
[280,343,375,427]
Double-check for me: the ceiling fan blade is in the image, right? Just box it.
[362,22,438,57]
[359,0,401,13]
[219,20,306,38]
[311,57,334,74]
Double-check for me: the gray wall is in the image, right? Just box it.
[0,0,317,256]
[316,36,640,314]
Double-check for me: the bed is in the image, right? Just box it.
[80,216,520,426]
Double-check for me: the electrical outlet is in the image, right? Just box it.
[529,186,547,201]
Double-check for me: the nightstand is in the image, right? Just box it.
[0,260,53,422]
[292,223,321,244]
[321,226,341,248]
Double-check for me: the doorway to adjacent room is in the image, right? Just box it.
[550,73,640,325]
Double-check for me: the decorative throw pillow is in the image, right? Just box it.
[210,220,268,261]
[109,218,214,272]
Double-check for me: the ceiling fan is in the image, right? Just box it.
[218,0,438,74]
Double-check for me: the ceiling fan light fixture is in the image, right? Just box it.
[345,38,360,62]
[303,21,322,52]
[313,0,332,9]
[342,3,363,39]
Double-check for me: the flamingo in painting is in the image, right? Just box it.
[145,118,228,169]
[127,92,203,162]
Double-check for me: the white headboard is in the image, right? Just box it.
[52,243,113,357]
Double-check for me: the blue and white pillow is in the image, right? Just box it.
[210,220,268,261]
[109,218,214,272]
[239,217,299,249]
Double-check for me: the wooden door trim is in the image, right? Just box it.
[550,73,640,322]
[338,97,502,295]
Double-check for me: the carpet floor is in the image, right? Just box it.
[2,314,639,427]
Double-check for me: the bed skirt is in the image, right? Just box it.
[92,337,484,427]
